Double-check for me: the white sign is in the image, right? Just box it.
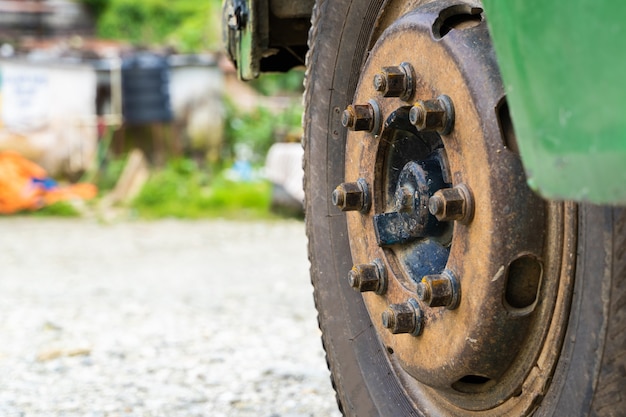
[1,66,51,131]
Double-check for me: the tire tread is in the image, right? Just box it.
[591,208,626,417]
[303,0,346,415]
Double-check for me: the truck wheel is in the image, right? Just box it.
[303,0,626,416]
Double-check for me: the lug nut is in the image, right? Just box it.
[381,298,424,336]
[342,101,380,132]
[331,178,371,213]
[428,183,473,223]
[416,270,461,309]
[348,259,387,294]
[373,62,415,100]
[409,95,455,134]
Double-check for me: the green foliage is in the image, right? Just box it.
[32,202,81,217]
[80,0,110,18]
[96,0,222,52]
[224,103,274,163]
[94,157,127,193]
[224,99,304,163]
[249,70,305,96]
[131,158,273,220]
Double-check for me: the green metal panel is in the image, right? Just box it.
[482,0,626,204]
[223,0,267,80]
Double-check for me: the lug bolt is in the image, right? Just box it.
[428,183,473,223]
[373,62,415,100]
[342,103,378,132]
[373,73,387,92]
[416,270,461,309]
[381,298,424,336]
[375,67,404,97]
[348,259,387,294]
[395,186,414,212]
[409,95,455,134]
[331,178,371,213]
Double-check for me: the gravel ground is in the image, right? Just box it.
[0,218,341,417]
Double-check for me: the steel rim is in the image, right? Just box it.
[334,1,577,413]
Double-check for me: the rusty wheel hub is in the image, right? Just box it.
[334,0,577,413]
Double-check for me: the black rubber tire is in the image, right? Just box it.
[302,0,626,416]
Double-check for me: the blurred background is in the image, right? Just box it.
[0,0,305,219]
[0,1,339,416]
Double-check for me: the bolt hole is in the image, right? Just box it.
[451,375,494,393]
[433,5,483,39]
[459,375,491,385]
[505,255,543,310]
[386,346,394,354]
[497,97,519,153]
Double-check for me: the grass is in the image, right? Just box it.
[31,201,82,217]
[130,158,274,220]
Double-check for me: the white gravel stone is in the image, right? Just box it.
[0,218,341,417]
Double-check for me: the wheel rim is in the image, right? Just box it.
[334,1,577,413]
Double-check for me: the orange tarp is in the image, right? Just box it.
[0,151,97,214]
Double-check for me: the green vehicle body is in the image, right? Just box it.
[224,0,626,205]
[482,0,626,205]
